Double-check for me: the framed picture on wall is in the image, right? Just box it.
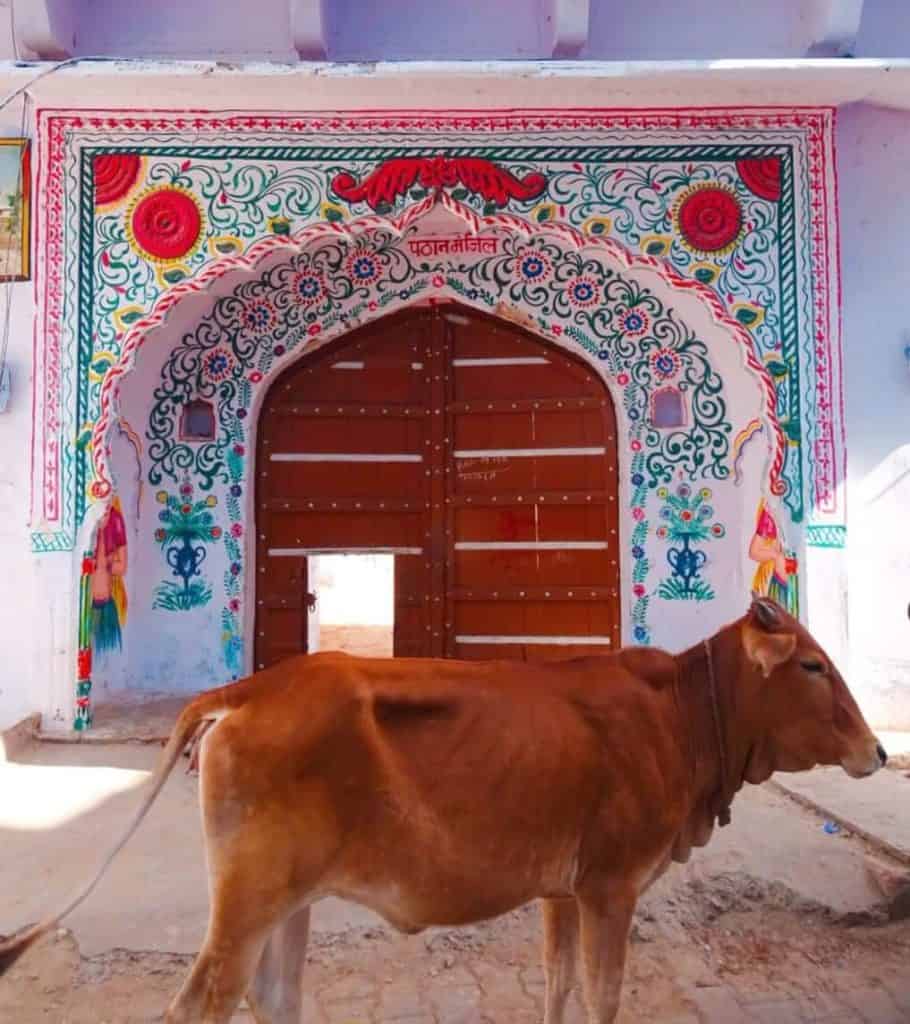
[0,139,30,282]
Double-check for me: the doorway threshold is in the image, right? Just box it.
[37,692,191,745]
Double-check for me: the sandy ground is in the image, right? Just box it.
[1,741,910,1022]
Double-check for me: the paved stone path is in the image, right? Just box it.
[229,967,910,1023]
[4,914,910,1023]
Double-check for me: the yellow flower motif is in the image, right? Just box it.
[205,495,217,507]
[156,491,168,504]
[582,215,612,237]
[268,216,291,236]
[690,261,720,286]
[321,201,347,223]
[155,262,192,289]
[112,307,145,334]
[208,235,244,257]
[731,302,765,330]
[640,234,672,257]
[531,202,558,224]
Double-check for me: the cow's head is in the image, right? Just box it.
[738,598,885,780]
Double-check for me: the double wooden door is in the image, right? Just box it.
[255,304,620,670]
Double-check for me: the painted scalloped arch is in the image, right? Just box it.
[96,193,787,673]
[92,193,785,503]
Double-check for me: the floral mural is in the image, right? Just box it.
[655,483,726,602]
[152,481,220,611]
[35,109,841,558]
[29,109,841,727]
[140,226,741,659]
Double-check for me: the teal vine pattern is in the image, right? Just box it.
[148,234,731,492]
[629,452,651,644]
[464,236,731,487]
[805,524,846,549]
[147,231,424,490]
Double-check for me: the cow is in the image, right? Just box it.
[0,598,886,1023]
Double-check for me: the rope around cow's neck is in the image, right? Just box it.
[703,638,732,828]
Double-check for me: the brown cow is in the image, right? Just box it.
[0,598,886,1023]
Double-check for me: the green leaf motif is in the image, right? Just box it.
[735,307,760,326]
[782,418,801,443]
[764,360,789,378]
[162,268,186,285]
[694,268,716,284]
[324,206,344,223]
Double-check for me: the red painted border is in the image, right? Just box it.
[33,105,839,529]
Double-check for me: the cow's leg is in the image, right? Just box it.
[246,906,312,1024]
[165,931,267,1023]
[164,869,287,1024]
[542,898,579,1024]
[577,882,637,1024]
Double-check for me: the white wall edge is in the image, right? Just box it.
[2,57,910,111]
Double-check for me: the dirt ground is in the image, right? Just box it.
[2,739,910,1022]
[3,878,910,1022]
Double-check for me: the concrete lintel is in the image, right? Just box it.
[291,0,327,60]
[549,0,590,58]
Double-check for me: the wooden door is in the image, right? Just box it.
[254,304,619,670]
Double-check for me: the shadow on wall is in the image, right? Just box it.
[848,444,910,730]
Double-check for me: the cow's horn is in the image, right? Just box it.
[752,597,780,629]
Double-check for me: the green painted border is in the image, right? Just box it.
[59,140,803,542]
[806,525,846,549]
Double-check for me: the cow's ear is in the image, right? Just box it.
[742,623,797,678]
[752,597,781,631]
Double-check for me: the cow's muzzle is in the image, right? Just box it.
[842,738,887,778]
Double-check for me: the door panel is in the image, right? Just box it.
[255,305,620,670]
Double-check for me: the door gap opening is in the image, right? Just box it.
[309,553,395,658]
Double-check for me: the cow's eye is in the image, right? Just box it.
[800,658,825,674]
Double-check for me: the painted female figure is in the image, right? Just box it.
[748,497,798,614]
[90,497,128,653]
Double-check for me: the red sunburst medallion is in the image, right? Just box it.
[127,187,203,263]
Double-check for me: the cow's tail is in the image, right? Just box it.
[0,691,228,977]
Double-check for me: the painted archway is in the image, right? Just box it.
[77,196,788,718]
[254,302,623,668]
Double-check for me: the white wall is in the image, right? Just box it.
[0,93,68,733]
[584,0,842,60]
[0,64,902,731]
[0,279,43,728]
[837,101,910,728]
[855,0,910,57]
